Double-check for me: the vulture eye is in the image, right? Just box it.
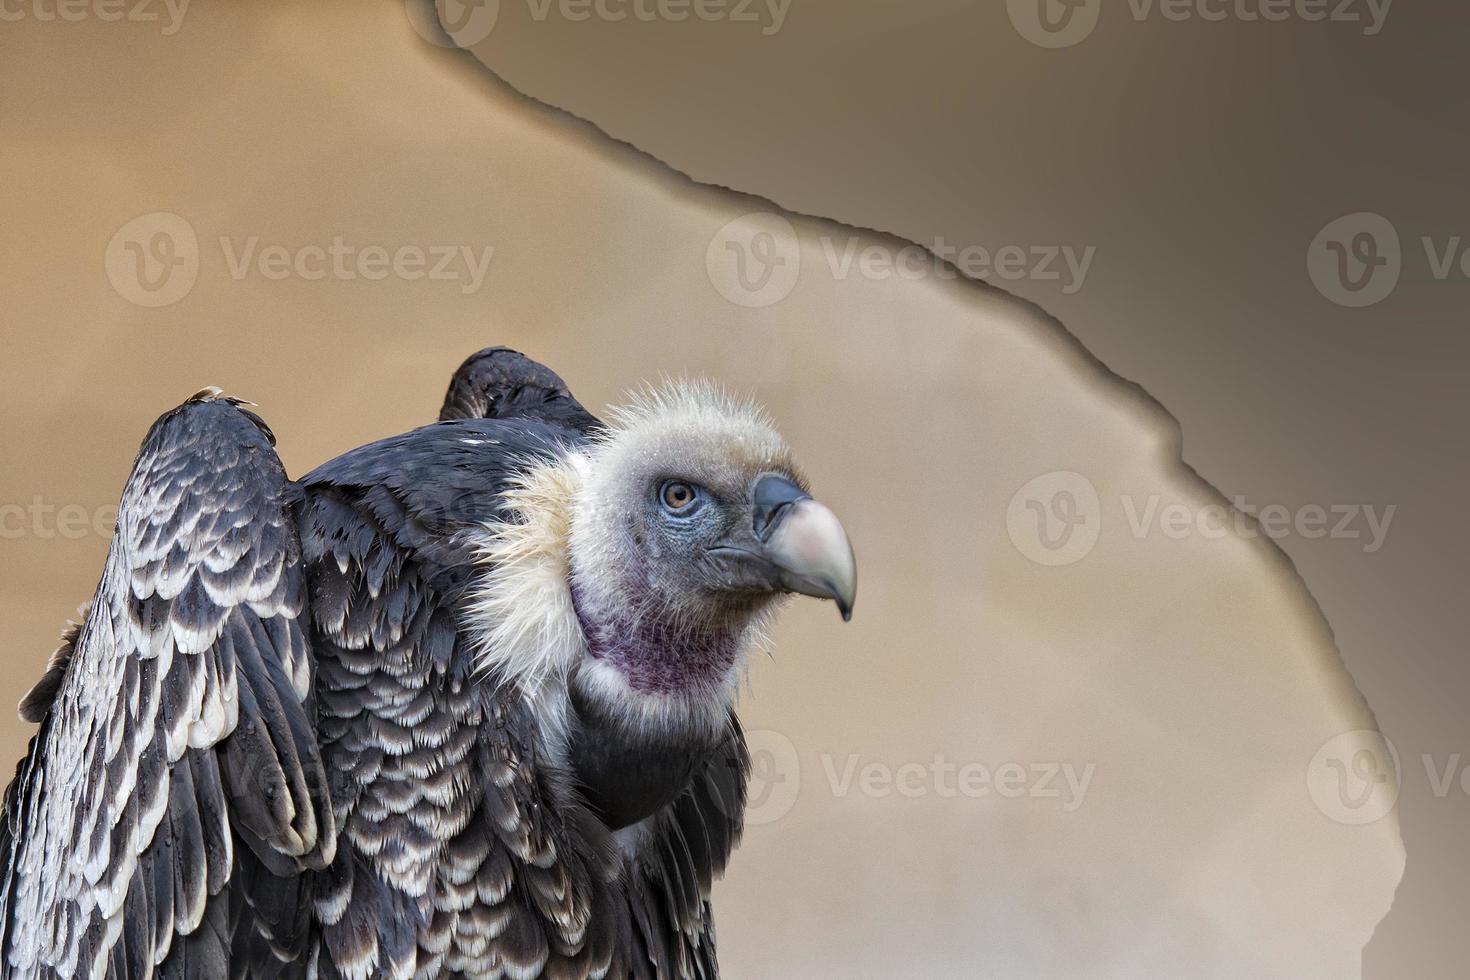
[659,480,702,515]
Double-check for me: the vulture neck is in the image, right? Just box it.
[565,586,744,830]
[571,585,744,696]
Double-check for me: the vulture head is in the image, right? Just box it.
[570,382,855,660]
[475,380,854,824]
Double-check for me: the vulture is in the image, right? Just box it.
[0,349,856,980]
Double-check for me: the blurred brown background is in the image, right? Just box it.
[0,0,1456,976]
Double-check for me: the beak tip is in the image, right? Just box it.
[834,581,855,622]
[762,495,857,625]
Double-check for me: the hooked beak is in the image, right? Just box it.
[751,474,858,621]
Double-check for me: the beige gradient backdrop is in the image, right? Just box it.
[0,1,1424,976]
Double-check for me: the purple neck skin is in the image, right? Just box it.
[570,583,740,696]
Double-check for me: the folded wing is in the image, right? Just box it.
[0,391,334,979]
[298,417,626,979]
[438,346,602,434]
